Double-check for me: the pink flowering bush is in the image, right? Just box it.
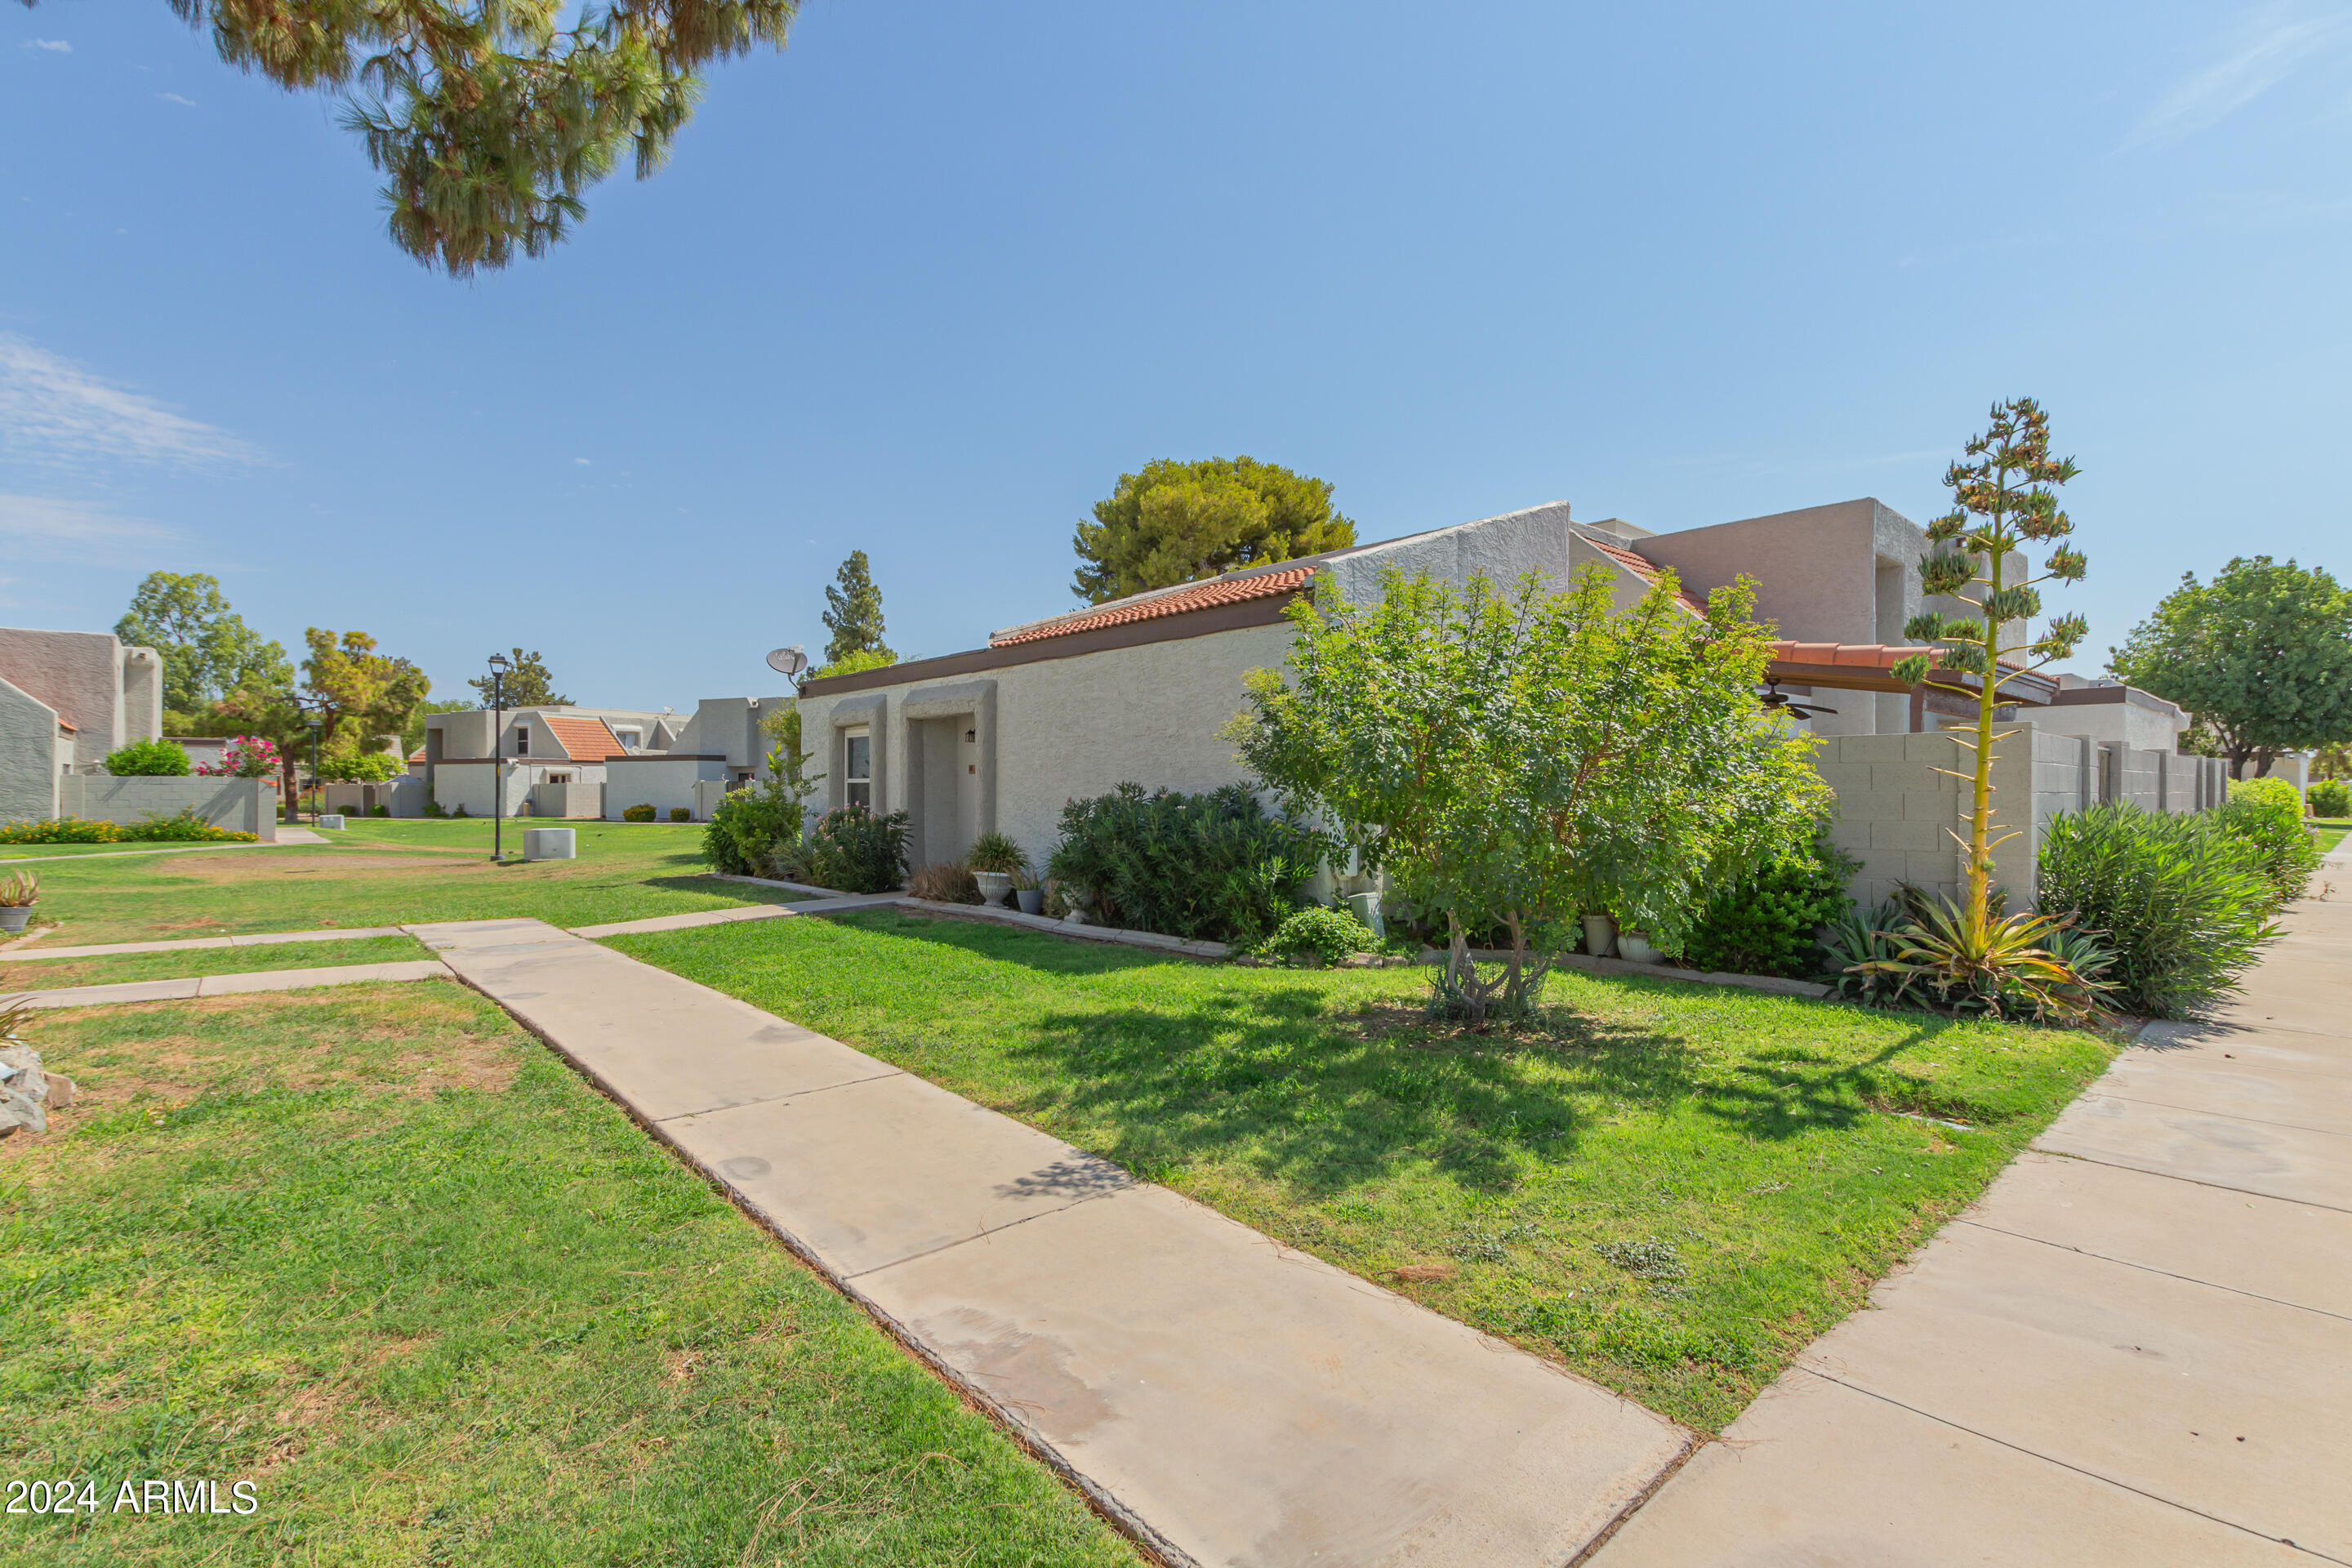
[197,735,283,779]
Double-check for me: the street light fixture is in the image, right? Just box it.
[296,699,325,825]
[486,653,511,864]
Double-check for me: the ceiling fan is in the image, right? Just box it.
[1758,677,1838,720]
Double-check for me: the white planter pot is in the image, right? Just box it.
[1618,932,1661,965]
[1581,914,1617,959]
[974,871,1013,907]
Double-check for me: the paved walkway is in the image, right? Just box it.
[1593,895,2352,1566]
[411,917,1689,1568]
[15,958,452,1009]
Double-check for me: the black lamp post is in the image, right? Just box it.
[297,701,324,825]
[486,653,510,863]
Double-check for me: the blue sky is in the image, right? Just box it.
[3,2,2347,710]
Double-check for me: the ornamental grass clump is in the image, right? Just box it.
[787,806,910,895]
[2038,802,2277,1018]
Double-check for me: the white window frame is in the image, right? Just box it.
[844,728,872,810]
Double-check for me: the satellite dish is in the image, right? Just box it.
[765,645,808,677]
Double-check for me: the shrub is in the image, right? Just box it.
[966,831,1027,875]
[2038,802,2276,1018]
[622,804,657,822]
[0,812,253,845]
[2218,776,2321,907]
[907,861,982,903]
[370,804,390,817]
[131,808,257,843]
[0,871,36,907]
[793,806,909,893]
[1254,906,1374,967]
[0,817,121,844]
[1046,782,1325,946]
[195,734,282,778]
[2310,777,2350,818]
[669,806,693,822]
[318,751,402,783]
[105,737,190,776]
[1679,832,1858,978]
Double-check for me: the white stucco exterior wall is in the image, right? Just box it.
[795,620,1297,870]
[0,675,62,825]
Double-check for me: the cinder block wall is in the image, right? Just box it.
[1817,724,2097,913]
[57,776,277,840]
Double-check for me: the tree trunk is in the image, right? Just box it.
[279,755,298,822]
[2253,749,2277,778]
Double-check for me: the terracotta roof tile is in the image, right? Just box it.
[991,566,1316,647]
[539,715,627,761]
[1578,533,1706,615]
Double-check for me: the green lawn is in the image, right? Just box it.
[7,820,795,947]
[3,934,430,992]
[2311,817,2350,855]
[0,984,1138,1568]
[611,910,2115,1433]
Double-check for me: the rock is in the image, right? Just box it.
[0,1086,43,1137]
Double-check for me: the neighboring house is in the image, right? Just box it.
[421,705,677,818]
[0,626,165,823]
[778,496,2215,906]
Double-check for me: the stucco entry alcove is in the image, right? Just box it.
[901,679,996,870]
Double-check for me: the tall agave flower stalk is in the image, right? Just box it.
[1891,399,2089,941]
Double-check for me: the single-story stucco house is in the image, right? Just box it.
[777,497,2220,907]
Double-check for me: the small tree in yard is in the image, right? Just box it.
[1234,564,1829,1024]
[2109,557,2352,779]
[705,703,824,875]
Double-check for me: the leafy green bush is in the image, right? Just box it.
[1046,782,1326,946]
[788,806,909,894]
[705,784,799,875]
[669,806,693,822]
[104,737,190,776]
[1679,832,1858,978]
[2038,802,2276,1018]
[622,804,657,822]
[2310,777,2350,817]
[0,817,120,844]
[1254,906,1374,966]
[2218,776,2321,907]
[318,751,403,782]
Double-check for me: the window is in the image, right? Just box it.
[615,728,641,750]
[844,729,871,809]
[514,729,529,756]
[549,772,572,785]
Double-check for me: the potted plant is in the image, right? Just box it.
[1012,863,1044,915]
[0,871,35,936]
[1616,927,1662,965]
[966,832,1026,908]
[1581,911,1618,959]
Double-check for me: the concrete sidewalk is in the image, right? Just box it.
[411,917,1689,1568]
[14,958,453,1009]
[1592,898,2352,1566]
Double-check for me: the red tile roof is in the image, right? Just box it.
[540,715,627,761]
[991,566,1316,647]
[1578,533,1706,615]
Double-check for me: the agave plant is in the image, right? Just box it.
[1847,894,2114,1024]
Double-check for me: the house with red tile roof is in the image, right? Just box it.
[786,493,2209,897]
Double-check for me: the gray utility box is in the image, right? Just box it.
[523,827,577,862]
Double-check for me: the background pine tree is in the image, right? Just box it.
[822,551,895,668]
